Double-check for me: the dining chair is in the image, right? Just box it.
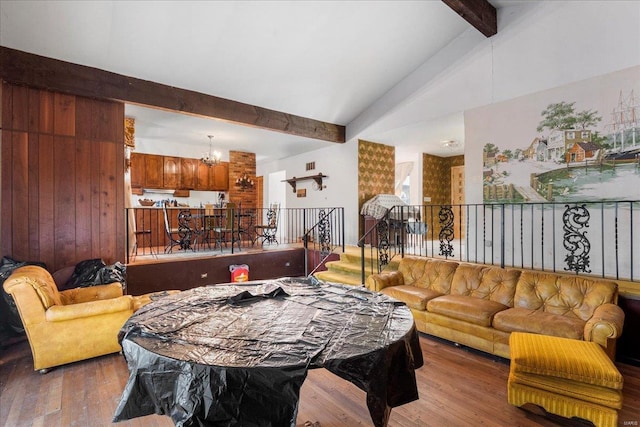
[162,204,183,253]
[211,203,239,251]
[255,203,280,246]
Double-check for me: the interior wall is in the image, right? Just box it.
[258,139,359,244]
[228,150,256,209]
[421,154,464,237]
[0,82,125,272]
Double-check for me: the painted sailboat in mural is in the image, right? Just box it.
[604,89,640,160]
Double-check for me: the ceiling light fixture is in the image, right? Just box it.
[200,135,222,167]
[441,139,461,150]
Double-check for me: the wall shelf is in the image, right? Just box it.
[282,173,328,193]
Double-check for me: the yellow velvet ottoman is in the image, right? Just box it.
[508,332,623,427]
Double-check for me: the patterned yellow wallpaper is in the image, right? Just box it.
[358,140,395,233]
[422,154,464,237]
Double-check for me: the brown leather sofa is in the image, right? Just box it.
[365,256,625,360]
[3,265,136,372]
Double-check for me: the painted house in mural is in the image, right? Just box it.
[566,141,601,163]
[523,137,547,161]
[547,129,592,161]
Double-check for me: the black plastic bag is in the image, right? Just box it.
[0,256,47,339]
[61,259,126,291]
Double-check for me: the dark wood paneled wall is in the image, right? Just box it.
[1,82,125,272]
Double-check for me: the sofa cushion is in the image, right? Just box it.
[514,272,618,321]
[451,264,520,306]
[493,308,585,340]
[381,285,442,310]
[397,257,458,294]
[427,295,509,327]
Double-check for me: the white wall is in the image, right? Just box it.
[258,139,359,243]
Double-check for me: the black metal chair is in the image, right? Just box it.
[211,203,240,251]
[255,203,280,246]
[162,204,183,253]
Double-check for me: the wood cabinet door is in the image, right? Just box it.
[210,162,229,190]
[144,154,164,188]
[163,156,180,188]
[180,158,198,189]
[130,152,145,188]
[196,162,210,190]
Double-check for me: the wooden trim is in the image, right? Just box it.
[0,46,346,144]
[442,0,497,38]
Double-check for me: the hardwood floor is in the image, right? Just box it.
[1,334,639,427]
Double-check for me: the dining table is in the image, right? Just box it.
[175,207,255,252]
[113,277,423,427]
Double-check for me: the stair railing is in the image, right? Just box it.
[303,207,345,276]
[358,200,640,284]
[357,205,409,284]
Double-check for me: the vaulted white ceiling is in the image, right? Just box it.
[0,0,501,162]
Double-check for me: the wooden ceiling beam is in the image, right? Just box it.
[442,0,497,38]
[0,46,346,143]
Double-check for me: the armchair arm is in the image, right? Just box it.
[365,271,404,292]
[59,282,124,305]
[45,295,134,322]
[584,303,625,358]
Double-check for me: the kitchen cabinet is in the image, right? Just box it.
[180,158,199,189]
[163,156,180,188]
[130,152,145,189]
[144,154,164,189]
[196,162,211,190]
[210,163,229,191]
[130,153,229,191]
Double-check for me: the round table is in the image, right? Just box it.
[113,277,423,427]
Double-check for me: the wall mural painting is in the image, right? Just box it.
[469,66,640,203]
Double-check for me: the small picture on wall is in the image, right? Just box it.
[297,189,306,198]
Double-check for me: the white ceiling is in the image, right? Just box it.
[0,0,499,162]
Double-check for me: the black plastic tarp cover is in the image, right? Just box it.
[0,256,47,339]
[113,277,423,427]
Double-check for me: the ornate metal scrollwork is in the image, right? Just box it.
[438,205,454,258]
[563,204,591,273]
[318,209,331,255]
[177,210,194,250]
[376,219,390,269]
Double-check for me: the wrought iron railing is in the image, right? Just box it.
[359,201,639,284]
[302,207,345,276]
[125,206,345,276]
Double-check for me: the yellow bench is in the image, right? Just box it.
[508,332,624,427]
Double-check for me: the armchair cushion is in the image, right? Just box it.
[59,282,124,305]
[29,276,63,309]
[45,296,133,322]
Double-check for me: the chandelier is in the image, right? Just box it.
[235,172,254,190]
[200,135,222,167]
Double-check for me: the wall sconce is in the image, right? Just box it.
[235,172,254,190]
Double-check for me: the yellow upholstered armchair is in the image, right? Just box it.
[3,265,135,373]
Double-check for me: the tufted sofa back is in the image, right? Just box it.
[450,264,521,307]
[397,256,458,295]
[513,271,618,321]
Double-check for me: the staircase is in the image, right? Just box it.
[314,245,400,286]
